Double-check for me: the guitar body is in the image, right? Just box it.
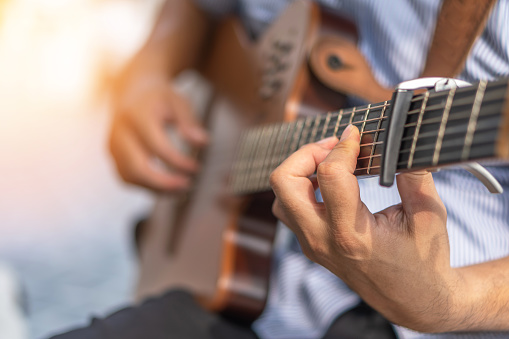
[136,1,362,321]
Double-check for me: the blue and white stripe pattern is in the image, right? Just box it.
[193,1,509,338]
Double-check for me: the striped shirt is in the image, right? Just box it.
[193,1,509,338]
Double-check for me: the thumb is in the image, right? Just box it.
[396,171,445,216]
[317,124,362,223]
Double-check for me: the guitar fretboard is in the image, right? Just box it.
[230,79,509,194]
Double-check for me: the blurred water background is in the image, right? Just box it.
[0,0,162,337]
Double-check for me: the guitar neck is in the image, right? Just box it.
[231,79,509,194]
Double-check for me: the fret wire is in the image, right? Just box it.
[231,131,247,192]
[367,101,387,175]
[282,121,299,162]
[239,129,255,191]
[360,104,371,135]
[252,126,269,191]
[402,107,500,143]
[238,121,500,186]
[266,123,288,183]
[275,122,292,167]
[462,80,487,160]
[249,125,270,191]
[235,81,507,192]
[233,122,498,185]
[232,119,497,176]
[267,124,286,188]
[399,122,501,155]
[298,117,313,148]
[233,122,501,192]
[332,111,349,135]
[285,82,501,137]
[349,107,356,124]
[255,125,275,191]
[432,87,456,166]
[401,112,480,141]
[321,112,332,140]
[406,90,502,118]
[404,105,497,128]
[288,119,305,157]
[239,103,494,179]
[407,93,504,125]
[235,130,252,191]
[299,112,389,139]
[309,115,322,143]
[407,81,502,105]
[257,124,278,190]
[333,109,344,136]
[407,91,429,169]
[409,87,465,103]
[242,127,263,191]
[325,116,389,134]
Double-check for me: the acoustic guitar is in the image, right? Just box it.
[135,1,509,322]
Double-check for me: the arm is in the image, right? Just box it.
[455,256,509,331]
[269,125,509,333]
[109,0,213,191]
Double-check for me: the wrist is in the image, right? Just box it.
[113,50,172,107]
[390,268,466,333]
[449,261,509,332]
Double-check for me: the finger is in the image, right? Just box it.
[396,170,446,217]
[270,136,338,226]
[317,125,362,225]
[135,116,199,173]
[110,123,191,192]
[168,90,209,145]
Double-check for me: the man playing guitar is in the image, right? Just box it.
[53,0,509,338]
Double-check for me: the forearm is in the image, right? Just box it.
[120,0,212,83]
[451,256,509,331]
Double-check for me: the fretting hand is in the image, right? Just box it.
[269,125,470,332]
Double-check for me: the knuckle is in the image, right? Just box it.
[316,161,339,179]
[271,200,281,218]
[329,231,367,259]
[269,169,284,190]
[298,143,316,151]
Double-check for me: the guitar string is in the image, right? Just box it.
[249,106,500,158]
[234,133,499,193]
[225,118,498,177]
[242,92,501,150]
[229,86,505,186]
[239,86,504,153]
[241,81,505,141]
[227,117,498,186]
[231,91,506,192]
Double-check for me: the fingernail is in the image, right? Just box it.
[340,124,354,141]
[317,136,338,144]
